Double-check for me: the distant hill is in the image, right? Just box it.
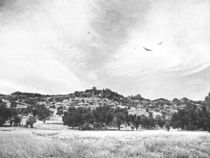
[0,87,206,118]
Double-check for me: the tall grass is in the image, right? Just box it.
[0,129,210,158]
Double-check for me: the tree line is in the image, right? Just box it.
[63,106,168,130]
[63,106,127,130]
[169,93,210,131]
[63,93,210,131]
[170,103,210,131]
[2,92,210,131]
[0,99,52,127]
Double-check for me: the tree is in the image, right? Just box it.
[63,107,78,127]
[8,108,22,126]
[114,108,128,130]
[63,107,93,127]
[10,115,22,126]
[36,105,53,123]
[0,100,11,126]
[128,115,140,130]
[93,106,114,127]
[133,115,141,130]
[26,104,53,123]
[56,109,64,116]
[115,112,125,130]
[205,92,210,111]
[155,115,166,128]
[165,121,170,131]
[25,116,37,128]
[139,115,156,129]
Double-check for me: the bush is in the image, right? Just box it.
[79,123,94,130]
[56,109,64,116]
[0,116,6,126]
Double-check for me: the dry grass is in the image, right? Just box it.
[0,128,210,158]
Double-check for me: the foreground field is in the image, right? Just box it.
[0,127,210,158]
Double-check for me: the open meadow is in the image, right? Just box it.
[0,127,210,158]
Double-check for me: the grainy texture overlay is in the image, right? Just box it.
[1,1,210,158]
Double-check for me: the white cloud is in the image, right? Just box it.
[0,0,93,93]
[99,0,210,99]
[0,0,210,99]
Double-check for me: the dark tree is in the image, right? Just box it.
[205,92,210,111]
[155,115,166,128]
[93,106,114,127]
[171,103,210,131]
[128,115,141,130]
[26,104,53,123]
[37,105,53,123]
[165,121,170,131]
[0,100,12,126]
[140,115,156,129]
[25,116,37,128]
[114,108,128,130]
[63,107,93,127]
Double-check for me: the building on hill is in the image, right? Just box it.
[16,102,28,109]
[77,102,89,107]
[128,108,149,117]
[152,111,163,118]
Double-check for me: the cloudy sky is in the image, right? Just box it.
[0,0,210,100]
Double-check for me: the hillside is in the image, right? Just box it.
[0,87,205,120]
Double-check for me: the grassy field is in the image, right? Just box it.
[0,127,210,158]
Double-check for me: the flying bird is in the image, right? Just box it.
[158,41,163,45]
[143,47,152,52]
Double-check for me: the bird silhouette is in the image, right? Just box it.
[158,41,163,45]
[143,47,152,51]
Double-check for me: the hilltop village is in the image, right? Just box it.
[1,87,205,121]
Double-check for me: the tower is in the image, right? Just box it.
[92,86,96,98]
